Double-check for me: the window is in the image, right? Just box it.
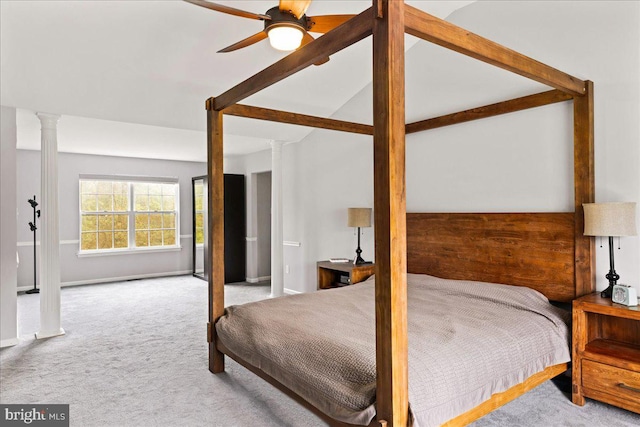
[133,182,177,247]
[79,176,179,253]
[194,180,205,245]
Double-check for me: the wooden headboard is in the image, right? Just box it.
[406,213,576,302]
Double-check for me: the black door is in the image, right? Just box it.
[223,174,246,283]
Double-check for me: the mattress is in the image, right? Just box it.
[215,273,571,426]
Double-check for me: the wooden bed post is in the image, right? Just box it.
[206,97,225,373]
[573,81,595,297]
[372,1,408,426]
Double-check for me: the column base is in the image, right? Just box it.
[0,337,20,348]
[35,328,65,340]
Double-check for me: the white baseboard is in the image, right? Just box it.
[284,288,301,295]
[246,275,271,283]
[17,270,193,292]
[0,337,20,348]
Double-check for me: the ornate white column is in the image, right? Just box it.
[36,113,65,339]
[270,141,284,297]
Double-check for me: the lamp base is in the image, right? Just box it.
[25,288,40,294]
[601,283,614,298]
[600,237,620,299]
[353,227,367,265]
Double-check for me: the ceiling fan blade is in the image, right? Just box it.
[218,31,268,53]
[300,32,315,47]
[300,33,329,66]
[279,0,312,19]
[306,15,356,33]
[184,0,271,21]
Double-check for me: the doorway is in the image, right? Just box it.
[191,174,246,283]
[254,171,271,281]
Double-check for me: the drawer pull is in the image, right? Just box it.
[617,383,640,393]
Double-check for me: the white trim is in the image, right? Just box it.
[0,337,20,348]
[246,236,258,242]
[246,275,271,283]
[283,241,301,247]
[18,236,191,247]
[17,240,78,247]
[77,245,182,257]
[17,270,192,292]
[284,288,301,295]
[79,174,178,183]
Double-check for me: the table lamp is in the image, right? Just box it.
[348,207,372,265]
[583,202,637,298]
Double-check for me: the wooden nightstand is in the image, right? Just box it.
[572,293,640,414]
[317,261,375,290]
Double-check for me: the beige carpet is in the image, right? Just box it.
[1,276,638,426]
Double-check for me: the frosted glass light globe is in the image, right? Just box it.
[268,26,304,51]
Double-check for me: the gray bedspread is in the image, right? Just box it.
[216,274,571,426]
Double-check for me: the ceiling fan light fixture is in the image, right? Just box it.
[267,24,304,51]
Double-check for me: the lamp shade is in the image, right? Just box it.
[347,208,372,228]
[584,202,637,237]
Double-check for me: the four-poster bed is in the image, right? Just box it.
[204,1,594,426]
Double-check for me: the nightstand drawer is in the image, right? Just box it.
[582,360,640,402]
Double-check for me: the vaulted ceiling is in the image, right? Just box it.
[1,1,473,160]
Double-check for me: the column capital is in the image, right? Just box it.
[270,140,284,150]
[36,113,61,130]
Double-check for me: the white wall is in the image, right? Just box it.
[228,145,310,289]
[443,0,639,292]
[15,150,207,288]
[1,106,19,347]
[250,0,639,294]
[281,130,375,293]
[231,149,272,283]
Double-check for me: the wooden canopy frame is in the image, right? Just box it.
[205,2,594,426]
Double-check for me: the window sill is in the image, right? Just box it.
[77,246,182,257]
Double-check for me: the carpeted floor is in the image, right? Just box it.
[1,276,638,426]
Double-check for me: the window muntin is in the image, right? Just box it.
[79,178,179,253]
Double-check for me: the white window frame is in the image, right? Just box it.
[78,174,181,256]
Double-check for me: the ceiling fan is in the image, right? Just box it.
[185,0,355,63]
